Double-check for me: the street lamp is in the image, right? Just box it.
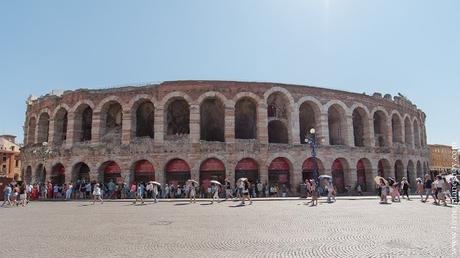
[32,142,53,184]
[305,128,319,187]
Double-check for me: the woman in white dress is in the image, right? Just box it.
[92,183,103,205]
[189,182,196,203]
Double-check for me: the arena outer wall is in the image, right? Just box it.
[20,80,430,194]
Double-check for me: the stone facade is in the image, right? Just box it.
[20,80,430,193]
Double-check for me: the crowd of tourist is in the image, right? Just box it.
[2,173,458,207]
[376,174,459,205]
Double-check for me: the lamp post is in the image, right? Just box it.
[32,142,53,184]
[305,128,319,187]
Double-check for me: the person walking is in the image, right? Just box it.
[92,183,103,205]
[189,182,197,203]
[240,180,252,205]
[442,177,453,204]
[416,178,424,199]
[379,179,389,204]
[1,184,12,207]
[66,182,73,200]
[211,183,220,204]
[224,180,233,200]
[133,183,145,205]
[152,183,159,203]
[422,174,437,204]
[434,175,446,206]
[400,177,411,200]
[310,180,318,206]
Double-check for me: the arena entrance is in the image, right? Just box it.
[268,157,290,188]
[200,158,225,191]
[331,159,345,193]
[51,163,65,185]
[235,158,259,183]
[133,160,155,184]
[165,159,191,187]
[100,161,122,184]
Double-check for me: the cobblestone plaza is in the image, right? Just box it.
[1,199,457,257]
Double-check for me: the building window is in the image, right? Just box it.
[15,159,19,168]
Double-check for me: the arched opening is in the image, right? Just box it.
[404,117,413,146]
[302,157,324,181]
[332,159,346,193]
[135,101,154,138]
[352,107,368,147]
[378,159,391,178]
[99,161,122,185]
[413,120,420,147]
[53,108,68,145]
[328,104,347,145]
[74,105,93,143]
[166,98,190,138]
[51,163,65,185]
[267,92,291,143]
[416,161,422,178]
[101,102,123,142]
[394,160,404,181]
[27,117,36,145]
[235,158,259,183]
[200,98,225,142]
[235,98,257,139]
[25,166,32,183]
[37,113,50,143]
[165,159,191,187]
[200,158,225,191]
[133,160,155,184]
[391,114,403,143]
[299,102,319,144]
[407,160,416,184]
[268,157,290,188]
[36,164,46,183]
[268,120,288,143]
[373,111,388,147]
[72,162,90,182]
[357,159,372,191]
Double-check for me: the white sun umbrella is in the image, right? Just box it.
[318,175,332,180]
[148,181,161,186]
[210,180,222,185]
[187,179,199,185]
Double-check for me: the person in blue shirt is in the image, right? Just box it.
[1,184,13,207]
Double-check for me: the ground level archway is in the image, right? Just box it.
[200,158,226,191]
[268,157,291,188]
[133,160,155,184]
[235,158,259,184]
[51,163,65,185]
[165,159,191,187]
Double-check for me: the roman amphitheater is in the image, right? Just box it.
[21,80,430,194]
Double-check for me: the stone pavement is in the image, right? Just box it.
[0,199,458,258]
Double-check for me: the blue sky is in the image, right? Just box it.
[0,0,458,146]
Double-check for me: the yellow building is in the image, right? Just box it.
[428,144,457,175]
[0,135,21,180]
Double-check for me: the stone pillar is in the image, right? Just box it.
[291,165,302,194]
[386,119,392,148]
[368,118,376,147]
[320,113,330,145]
[91,112,101,144]
[154,106,165,144]
[122,111,132,145]
[224,105,235,143]
[48,119,55,145]
[257,103,268,143]
[66,113,75,148]
[291,104,300,144]
[259,164,269,185]
[347,168,358,189]
[345,114,354,146]
[190,104,200,143]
